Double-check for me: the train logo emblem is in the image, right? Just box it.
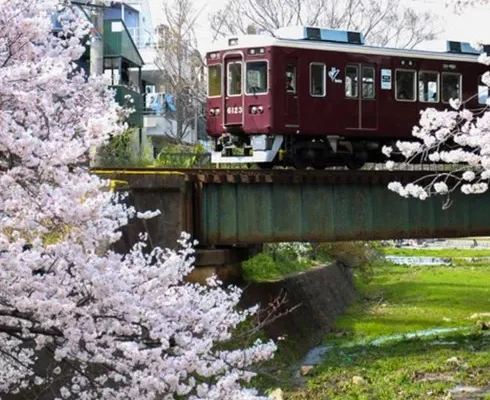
[328,67,340,82]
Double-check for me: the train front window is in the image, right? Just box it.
[345,66,358,98]
[419,71,439,103]
[286,64,296,93]
[227,61,242,96]
[310,63,326,97]
[208,65,221,97]
[442,73,462,103]
[246,61,268,94]
[362,66,375,99]
[395,70,416,101]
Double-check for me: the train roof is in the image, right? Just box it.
[206,26,484,64]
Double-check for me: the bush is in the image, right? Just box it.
[313,241,383,282]
[242,243,314,282]
[96,128,153,167]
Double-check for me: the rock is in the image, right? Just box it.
[268,388,284,400]
[352,376,366,385]
[469,312,490,320]
[300,365,314,376]
[476,320,489,330]
[446,356,461,366]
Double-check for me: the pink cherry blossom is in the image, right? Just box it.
[0,1,275,398]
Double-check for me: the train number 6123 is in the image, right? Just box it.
[227,106,243,114]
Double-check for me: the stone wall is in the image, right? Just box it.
[239,263,356,353]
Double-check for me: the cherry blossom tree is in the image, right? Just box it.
[0,1,275,398]
[378,2,490,206]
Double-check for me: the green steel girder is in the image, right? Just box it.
[197,181,490,245]
[93,169,490,247]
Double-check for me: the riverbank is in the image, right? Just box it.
[274,258,490,399]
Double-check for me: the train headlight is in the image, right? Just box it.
[251,106,257,114]
[215,108,220,115]
[209,108,216,116]
[257,105,264,113]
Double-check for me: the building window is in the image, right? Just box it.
[286,64,296,93]
[246,61,268,94]
[345,65,358,98]
[207,65,221,97]
[419,71,439,103]
[227,61,242,96]
[442,73,462,103]
[310,63,326,97]
[362,66,375,99]
[395,69,416,101]
[478,75,489,105]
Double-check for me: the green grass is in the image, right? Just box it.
[289,331,490,400]
[383,247,490,258]
[331,264,490,340]
[281,257,490,400]
[241,252,315,282]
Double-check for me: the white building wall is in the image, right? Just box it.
[122,1,202,148]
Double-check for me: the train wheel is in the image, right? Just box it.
[310,148,326,170]
[346,155,365,170]
[258,162,274,169]
[293,150,309,169]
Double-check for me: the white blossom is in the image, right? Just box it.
[462,170,476,181]
[0,1,275,398]
[385,160,395,170]
[381,145,393,157]
[434,181,449,194]
[461,182,489,194]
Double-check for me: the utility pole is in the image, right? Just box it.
[89,0,104,76]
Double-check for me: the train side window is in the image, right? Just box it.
[286,64,296,93]
[362,66,375,99]
[227,61,242,96]
[246,61,268,94]
[419,71,439,103]
[395,70,416,101]
[442,73,462,103]
[345,65,358,98]
[208,65,221,97]
[478,75,489,105]
[310,63,326,97]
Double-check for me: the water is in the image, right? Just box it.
[301,326,469,366]
[385,255,450,265]
[365,327,463,346]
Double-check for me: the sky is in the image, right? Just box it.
[147,0,490,51]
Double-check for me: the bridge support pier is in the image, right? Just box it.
[103,171,259,283]
[188,246,261,284]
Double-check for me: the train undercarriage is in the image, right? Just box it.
[212,133,388,170]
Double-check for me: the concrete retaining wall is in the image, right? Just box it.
[239,262,356,353]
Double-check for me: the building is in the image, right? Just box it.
[104,1,207,153]
[56,1,206,163]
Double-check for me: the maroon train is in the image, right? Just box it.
[205,26,489,169]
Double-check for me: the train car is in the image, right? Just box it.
[205,26,489,169]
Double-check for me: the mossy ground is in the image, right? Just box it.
[259,248,490,399]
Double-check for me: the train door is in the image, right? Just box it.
[285,60,299,127]
[344,63,378,130]
[223,54,244,126]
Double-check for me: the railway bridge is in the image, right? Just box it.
[95,168,490,278]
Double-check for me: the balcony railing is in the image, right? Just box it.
[111,86,143,127]
[126,27,155,49]
[103,19,144,67]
